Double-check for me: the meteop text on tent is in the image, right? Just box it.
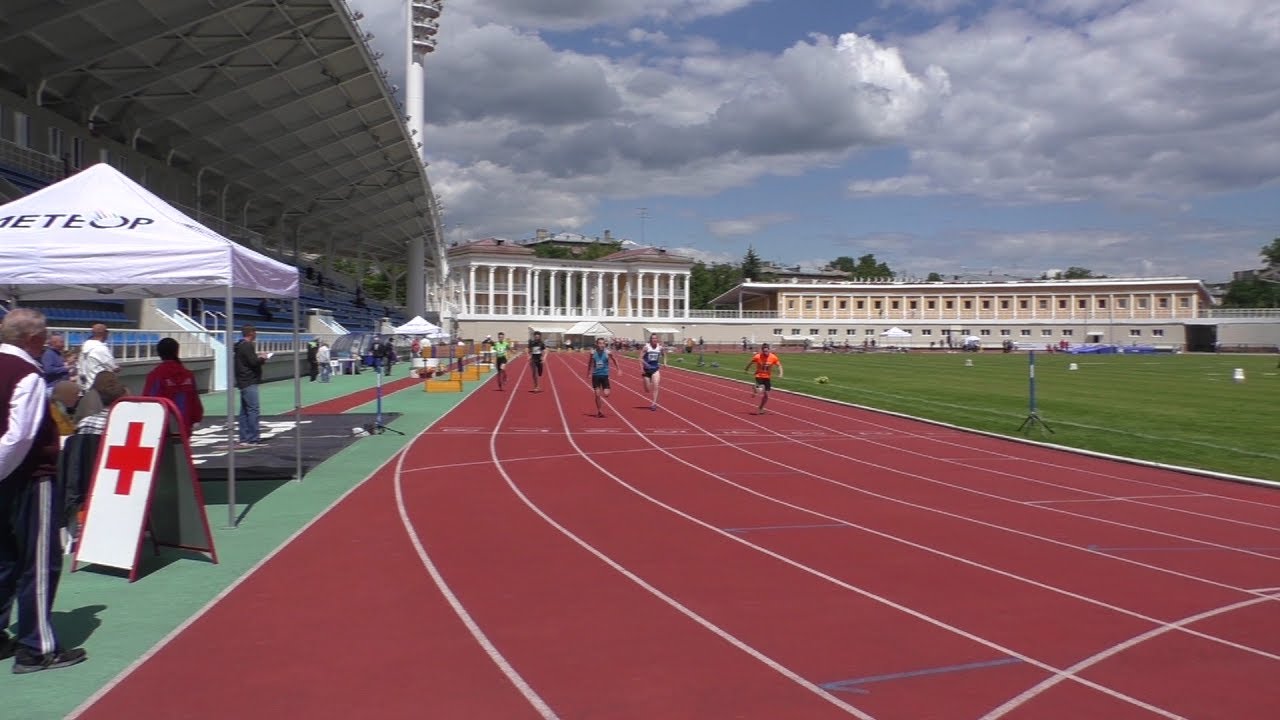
[0,214,155,230]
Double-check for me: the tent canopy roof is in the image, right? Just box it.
[643,326,681,334]
[881,326,912,337]
[566,321,613,336]
[0,164,299,302]
[393,315,443,335]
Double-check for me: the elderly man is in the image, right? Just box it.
[74,323,118,422]
[0,308,87,673]
[40,333,70,391]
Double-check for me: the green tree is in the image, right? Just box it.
[926,272,943,282]
[1060,266,1104,279]
[690,262,741,308]
[1220,277,1280,308]
[741,246,763,281]
[824,254,893,279]
[826,256,857,274]
[1261,237,1280,267]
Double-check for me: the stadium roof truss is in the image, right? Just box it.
[0,0,442,267]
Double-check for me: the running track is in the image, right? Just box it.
[74,353,1280,719]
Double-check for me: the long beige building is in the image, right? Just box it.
[448,239,1274,350]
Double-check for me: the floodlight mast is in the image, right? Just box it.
[406,1,444,319]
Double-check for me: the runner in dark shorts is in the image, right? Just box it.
[527,331,546,392]
[639,333,666,411]
[492,331,510,390]
[586,336,619,417]
[745,343,783,415]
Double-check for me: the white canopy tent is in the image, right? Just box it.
[880,327,912,338]
[0,163,301,528]
[565,321,614,337]
[392,315,444,337]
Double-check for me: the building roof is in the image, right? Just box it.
[447,238,535,257]
[710,276,1214,306]
[598,247,694,265]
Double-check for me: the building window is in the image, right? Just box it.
[1077,299,1088,309]
[1178,297,1190,308]
[772,328,782,335]
[927,300,937,310]
[873,301,882,310]
[1062,329,1074,336]
[979,329,991,336]
[856,301,865,310]
[891,300,900,310]
[846,329,857,335]
[47,127,64,158]
[12,112,31,148]
[963,300,973,310]
[1158,298,1169,309]
[1129,329,1142,337]
[982,300,991,310]
[1000,329,1011,336]
[808,328,818,335]
[804,299,814,310]
[790,329,801,335]
[1138,298,1149,309]
[1019,299,1029,309]
[1000,300,1009,309]
[1020,329,1031,336]
[838,300,848,310]
[1097,298,1108,309]
[921,329,933,335]
[945,300,955,310]
[1041,329,1053,336]
[1058,299,1068,309]
[787,300,796,310]
[865,329,875,335]
[1118,298,1129,309]
[909,300,918,310]
[827,329,838,335]
[1038,299,1048,310]
[1152,329,1165,337]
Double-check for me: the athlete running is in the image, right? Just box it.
[745,343,783,415]
[492,331,510,390]
[527,330,546,392]
[586,336,620,418]
[639,333,666,410]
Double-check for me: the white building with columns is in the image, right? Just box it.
[449,238,696,340]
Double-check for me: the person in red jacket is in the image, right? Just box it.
[142,338,204,436]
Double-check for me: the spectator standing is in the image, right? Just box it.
[306,338,319,382]
[40,333,70,391]
[317,342,331,383]
[141,338,204,436]
[74,323,118,422]
[233,325,268,447]
[0,308,87,673]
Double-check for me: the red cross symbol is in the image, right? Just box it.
[104,422,156,495]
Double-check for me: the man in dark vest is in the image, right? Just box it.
[0,308,87,673]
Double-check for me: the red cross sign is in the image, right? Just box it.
[104,421,156,495]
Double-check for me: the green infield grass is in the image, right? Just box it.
[669,350,1280,482]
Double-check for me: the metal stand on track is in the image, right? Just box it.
[1018,350,1054,434]
[367,366,404,436]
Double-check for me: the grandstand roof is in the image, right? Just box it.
[0,0,440,266]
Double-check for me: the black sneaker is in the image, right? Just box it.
[12,647,87,674]
[0,633,14,661]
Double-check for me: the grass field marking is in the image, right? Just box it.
[666,370,1280,564]
[811,377,1280,462]
[548,358,1191,719]
[650,364,1280,594]
[978,591,1280,720]
[601,358,1280,664]
[669,358,1280,493]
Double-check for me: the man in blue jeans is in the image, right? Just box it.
[234,324,268,448]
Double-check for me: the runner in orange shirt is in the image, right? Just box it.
[744,343,783,415]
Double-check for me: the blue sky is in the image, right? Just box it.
[353,0,1280,282]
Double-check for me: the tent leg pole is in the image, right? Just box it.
[293,299,303,482]
[226,288,237,529]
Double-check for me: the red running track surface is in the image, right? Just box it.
[73,353,1280,719]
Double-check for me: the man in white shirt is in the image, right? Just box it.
[0,308,87,673]
[74,323,118,422]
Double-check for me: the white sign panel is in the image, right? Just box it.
[75,401,168,573]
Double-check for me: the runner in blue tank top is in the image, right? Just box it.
[639,333,667,411]
[586,336,619,418]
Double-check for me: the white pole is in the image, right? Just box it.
[225,286,237,528]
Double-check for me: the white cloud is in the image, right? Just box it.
[706,213,792,237]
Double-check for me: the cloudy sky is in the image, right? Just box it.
[350,0,1279,282]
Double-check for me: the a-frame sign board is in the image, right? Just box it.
[73,397,218,582]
